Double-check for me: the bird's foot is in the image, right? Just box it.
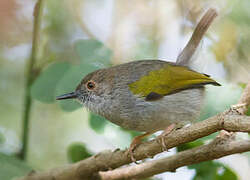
[157,136,169,151]
[126,132,152,163]
[157,124,176,151]
[127,142,138,163]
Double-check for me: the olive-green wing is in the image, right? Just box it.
[128,64,220,101]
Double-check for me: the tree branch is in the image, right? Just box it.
[236,81,250,114]
[98,136,250,180]
[19,82,250,180]
[19,113,250,180]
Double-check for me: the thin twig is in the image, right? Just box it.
[19,0,44,160]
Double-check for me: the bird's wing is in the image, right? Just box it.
[128,64,220,101]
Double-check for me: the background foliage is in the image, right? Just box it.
[0,0,249,179]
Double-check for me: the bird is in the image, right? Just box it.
[56,8,219,162]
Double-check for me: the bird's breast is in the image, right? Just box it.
[100,88,205,132]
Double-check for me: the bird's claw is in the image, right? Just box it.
[126,145,138,163]
[127,132,153,163]
[157,136,169,152]
[157,124,176,151]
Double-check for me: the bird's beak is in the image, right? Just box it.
[56,92,77,100]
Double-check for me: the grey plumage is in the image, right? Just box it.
[75,60,210,132]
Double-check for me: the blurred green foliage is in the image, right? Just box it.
[1,0,250,179]
[0,153,32,180]
[31,39,112,112]
[177,140,204,152]
[0,132,5,145]
[55,64,86,111]
[31,62,71,103]
[89,113,108,133]
[177,140,238,180]
[75,39,112,66]
[67,142,92,163]
[247,107,250,116]
[229,0,250,27]
[190,161,237,180]
[44,0,75,51]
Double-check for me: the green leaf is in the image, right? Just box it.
[216,165,238,180]
[0,132,5,145]
[54,39,112,111]
[229,0,250,26]
[31,62,71,103]
[176,140,238,180]
[89,113,107,133]
[67,142,92,163]
[0,153,32,180]
[190,161,217,180]
[74,39,112,67]
[246,107,250,116]
[190,161,237,180]
[199,132,218,142]
[238,82,246,89]
[55,63,98,111]
[177,140,204,152]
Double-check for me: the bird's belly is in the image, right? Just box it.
[110,88,205,132]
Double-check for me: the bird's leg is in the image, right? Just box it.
[127,132,153,163]
[157,123,176,151]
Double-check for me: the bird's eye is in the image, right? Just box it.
[86,81,96,90]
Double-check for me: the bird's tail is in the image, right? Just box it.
[176,8,217,67]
